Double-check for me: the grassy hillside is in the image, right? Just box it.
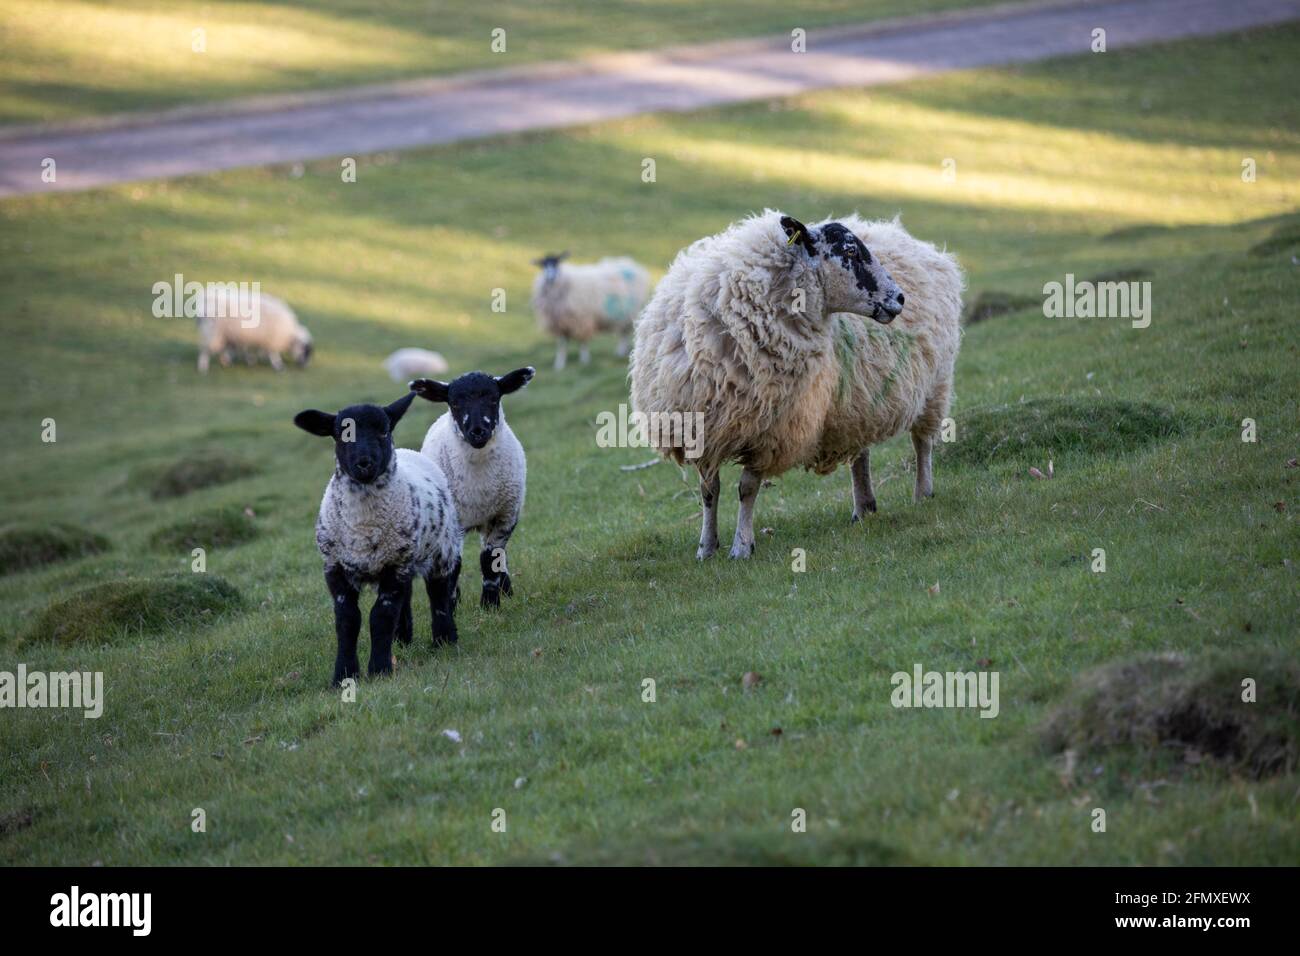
[0,0,1005,124]
[0,25,1297,864]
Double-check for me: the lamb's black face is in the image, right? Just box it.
[410,367,536,449]
[448,372,504,449]
[293,393,415,485]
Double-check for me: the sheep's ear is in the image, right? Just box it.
[294,410,336,437]
[409,378,450,403]
[384,392,416,429]
[780,216,816,256]
[496,367,535,395]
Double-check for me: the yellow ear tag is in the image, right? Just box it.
[786,230,801,246]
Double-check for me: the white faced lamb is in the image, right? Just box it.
[629,210,962,560]
[531,252,650,369]
[294,392,464,685]
[197,289,313,373]
[409,367,535,609]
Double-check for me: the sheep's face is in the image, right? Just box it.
[293,393,415,486]
[290,328,313,367]
[532,251,569,285]
[781,216,904,324]
[410,368,536,450]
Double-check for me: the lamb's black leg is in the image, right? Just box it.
[480,519,517,608]
[368,568,406,677]
[425,558,460,646]
[396,578,413,646]
[325,565,361,687]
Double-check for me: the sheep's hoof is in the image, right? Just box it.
[851,502,877,522]
[696,543,718,560]
[367,658,393,678]
[432,629,459,647]
[728,541,755,559]
[331,657,360,687]
[500,572,513,597]
[480,586,501,610]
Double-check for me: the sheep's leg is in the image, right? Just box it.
[367,569,405,677]
[197,348,211,374]
[425,558,460,646]
[850,449,877,521]
[729,467,762,559]
[615,334,631,358]
[554,337,568,371]
[396,578,413,646]
[912,430,934,502]
[268,351,285,372]
[697,470,720,560]
[324,565,361,686]
[579,341,591,365]
[479,519,516,608]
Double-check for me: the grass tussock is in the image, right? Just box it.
[1248,224,1300,258]
[515,832,914,866]
[25,576,243,645]
[0,524,110,576]
[962,290,1039,325]
[143,450,259,500]
[1084,267,1152,284]
[1042,652,1300,778]
[940,397,1185,465]
[149,506,259,553]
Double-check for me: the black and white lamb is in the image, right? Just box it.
[409,367,535,609]
[294,392,463,685]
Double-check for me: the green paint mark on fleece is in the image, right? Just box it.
[832,315,916,409]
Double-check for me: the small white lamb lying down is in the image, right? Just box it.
[384,348,450,383]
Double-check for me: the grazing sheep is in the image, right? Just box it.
[197,289,312,373]
[294,392,463,685]
[630,210,962,559]
[410,367,535,608]
[531,252,650,369]
[384,348,450,383]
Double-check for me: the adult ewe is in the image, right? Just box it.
[197,289,312,373]
[531,252,650,369]
[294,393,463,685]
[410,367,534,609]
[629,210,962,559]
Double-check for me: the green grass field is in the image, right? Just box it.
[0,0,1005,124]
[1,25,1297,865]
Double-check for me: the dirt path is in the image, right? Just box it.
[1,0,1295,198]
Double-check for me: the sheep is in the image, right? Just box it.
[409,367,535,608]
[384,348,450,383]
[293,392,464,685]
[197,289,312,373]
[531,252,651,369]
[629,210,962,560]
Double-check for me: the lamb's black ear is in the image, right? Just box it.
[409,378,450,403]
[780,215,816,256]
[496,366,535,395]
[385,392,416,428]
[294,410,336,437]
